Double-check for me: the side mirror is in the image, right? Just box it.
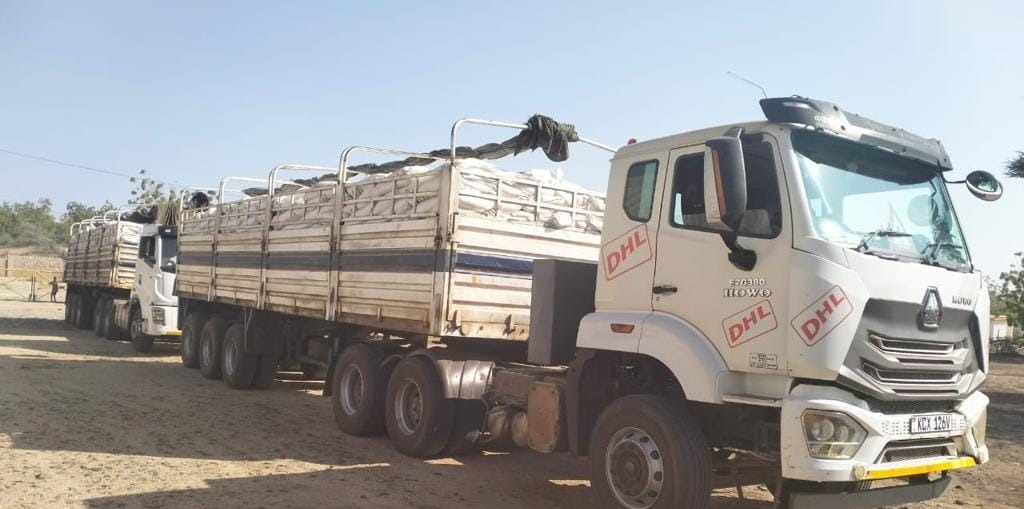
[703,130,748,231]
[965,170,1003,201]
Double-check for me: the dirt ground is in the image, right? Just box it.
[0,301,1020,509]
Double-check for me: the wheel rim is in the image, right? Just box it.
[394,377,423,436]
[201,334,213,367]
[605,427,665,509]
[224,336,237,375]
[131,317,144,340]
[339,364,365,416]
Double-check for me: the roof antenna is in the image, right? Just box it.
[726,71,768,99]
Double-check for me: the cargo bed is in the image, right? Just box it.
[177,158,604,341]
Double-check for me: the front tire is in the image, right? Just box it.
[385,356,453,457]
[222,323,258,389]
[332,343,388,436]
[590,395,711,509]
[130,306,154,352]
[180,312,208,369]
[198,317,229,379]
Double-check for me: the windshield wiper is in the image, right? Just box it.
[855,229,912,253]
[921,242,968,272]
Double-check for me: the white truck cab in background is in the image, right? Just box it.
[112,224,180,351]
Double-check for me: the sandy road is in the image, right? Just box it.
[0,301,1020,509]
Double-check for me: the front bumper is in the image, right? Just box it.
[789,475,952,509]
[781,384,988,483]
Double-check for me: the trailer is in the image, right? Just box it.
[64,212,180,352]
[176,102,1002,509]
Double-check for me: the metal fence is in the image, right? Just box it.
[0,267,64,302]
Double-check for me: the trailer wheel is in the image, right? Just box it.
[74,294,92,329]
[332,344,388,436]
[199,317,229,379]
[590,395,711,509]
[130,306,154,353]
[251,354,277,389]
[93,298,108,337]
[102,302,121,341]
[385,356,454,457]
[65,294,76,324]
[222,323,258,389]
[64,294,74,323]
[180,312,208,368]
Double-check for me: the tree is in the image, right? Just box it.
[990,252,1024,328]
[129,169,178,224]
[1006,152,1024,179]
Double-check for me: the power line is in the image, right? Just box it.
[0,147,175,186]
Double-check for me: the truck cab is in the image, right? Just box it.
[116,224,180,351]
[576,97,1000,508]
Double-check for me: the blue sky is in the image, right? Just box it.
[1,1,1021,275]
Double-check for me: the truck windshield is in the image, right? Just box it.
[792,130,969,271]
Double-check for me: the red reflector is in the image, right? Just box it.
[610,323,635,333]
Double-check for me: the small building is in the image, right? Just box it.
[990,315,1014,339]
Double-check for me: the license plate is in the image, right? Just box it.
[910,414,953,434]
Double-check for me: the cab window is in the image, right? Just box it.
[670,141,782,238]
[622,160,659,222]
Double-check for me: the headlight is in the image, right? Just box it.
[151,307,165,325]
[802,410,867,460]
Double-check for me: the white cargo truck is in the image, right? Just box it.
[174,99,1003,509]
[64,212,180,352]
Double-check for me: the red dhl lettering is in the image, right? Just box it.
[721,300,778,347]
[605,230,648,274]
[791,286,853,346]
[601,225,653,280]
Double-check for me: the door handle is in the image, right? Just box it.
[653,284,678,295]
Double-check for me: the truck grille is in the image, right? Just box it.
[839,298,981,401]
[862,362,960,385]
[880,439,957,463]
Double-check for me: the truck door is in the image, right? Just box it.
[651,136,792,373]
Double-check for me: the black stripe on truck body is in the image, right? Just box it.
[178,249,535,276]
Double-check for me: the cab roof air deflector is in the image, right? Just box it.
[760,96,953,171]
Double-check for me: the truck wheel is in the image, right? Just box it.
[444,399,486,455]
[251,354,277,389]
[180,313,208,368]
[93,298,108,337]
[385,356,454,457]
[64,294,74,323]
[130,306,154,353]
[199,317,229,379]
[74,294,92,329]
[103,302,121,341]
[65,294,76,324]
[590,395,711,509]
[222,323,258,389]
[332,344,388,436]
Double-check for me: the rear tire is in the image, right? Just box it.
[332,344,388,436]
[180,312,208,369]
[222,323,258,389]
[251,354,277,389]
[74,294,92,329]
[385,356,453,457]
[92,298,104,336]
[102,303,120,340]
[199,317,229,379]
[64,294,74,323]
[590,395,711,509]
